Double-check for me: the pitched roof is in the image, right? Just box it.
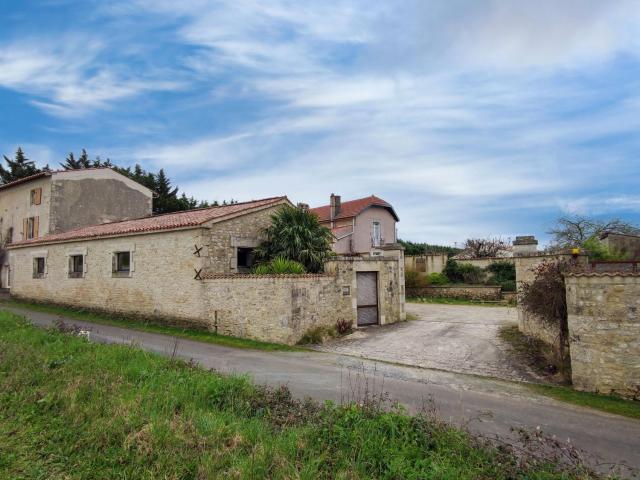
[0,171,50,191]
[310,195,398,222]
[9,196,288,247]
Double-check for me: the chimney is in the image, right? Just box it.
[513,235,538,256]
[297,202,309,211]
[330,193,341,220]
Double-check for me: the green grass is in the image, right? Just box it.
[0,299,301,352]
[528,384,640,421]
[0,311,598,479]
[408,296,514,307]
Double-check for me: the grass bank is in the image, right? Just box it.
[0,299,300,352]
[0,311,598,479]
[408,296,514,307]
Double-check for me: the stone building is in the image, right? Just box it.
[0,168,153,288]
[599,231,640,259]
[7,196,405,344]
[310,194,399,255]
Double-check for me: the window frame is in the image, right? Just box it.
[372,221,382,247]
[33,257,46,279]
[68,254,85,278]
[112,251,132,277]
[236,247,254,273]
[26,217,35,240]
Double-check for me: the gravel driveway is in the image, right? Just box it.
[317,302,542,382]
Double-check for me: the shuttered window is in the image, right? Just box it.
[30,188,42,205]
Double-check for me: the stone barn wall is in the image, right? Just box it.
[565,273,640,399]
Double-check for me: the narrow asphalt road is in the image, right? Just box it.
[4,305,639,475]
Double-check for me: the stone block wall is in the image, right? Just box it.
[203,205,282,273]
[565,273,640,398]
[9,228,209,323]
[514,253,587,347]
[406,284,502,301]
[203,274,353,344]
[404,254,447,274]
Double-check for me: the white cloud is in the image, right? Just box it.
[0,37,182,117]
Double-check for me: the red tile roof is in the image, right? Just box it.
[9,196,289,247]
[310,195,398,222]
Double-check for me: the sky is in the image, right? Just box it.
[1,0,639,246]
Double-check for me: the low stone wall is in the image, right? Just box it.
[501,291,517,303]
[565,273,640,398]
[455,257,514,270]
[407,284,502,301]
[204,274,352,344]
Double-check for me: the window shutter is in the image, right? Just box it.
[129,252,135,273]
[35,188,42,205]
[68,256,73,274]
[84,254,88,274]
[22,219,27,241]
[32,259,37,278]
[112,254,116,273]
[33,216,39,238]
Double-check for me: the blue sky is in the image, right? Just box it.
[1,0,639,245]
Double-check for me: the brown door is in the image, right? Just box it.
[356,272,378,326]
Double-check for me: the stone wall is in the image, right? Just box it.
[565,273,640,398]
[326,252,406,326]
[203,274,352,344]
[8,223,405,345]
[456,257,514,270]
[203,205,283,273]
[405,254,447,274]
[514,252,588,347]
[9,228,209,323]
[407,284,502,301]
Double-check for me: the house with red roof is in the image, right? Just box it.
[310,194,399,255]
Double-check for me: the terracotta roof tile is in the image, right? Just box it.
[9,196,288,247]
[310,195,398,222]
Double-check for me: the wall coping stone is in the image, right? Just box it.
[565,272,640,278]
[202,273,331,280]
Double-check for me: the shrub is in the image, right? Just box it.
[487,261,516,291]
[298,325,337,344]
[443,259,462,282]
[426,272,448,285]
[254,257,306,274]
[444,260,485,284]
[335,319,353,335]
[519,260,575,376]
[405,269,429,289]
[582,236,628,261]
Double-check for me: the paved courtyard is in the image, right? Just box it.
[317,302,543,382]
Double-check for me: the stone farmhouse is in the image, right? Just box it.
[4,178,405,344]
[310,194,399,255]
[0,168,153,288]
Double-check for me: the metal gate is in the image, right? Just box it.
[356,272,379,326]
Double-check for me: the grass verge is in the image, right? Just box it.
[527,384,640,421]
[0,299,300,352]
[0,311,602,479]
[408,296,514,307]
[499,325,640,420]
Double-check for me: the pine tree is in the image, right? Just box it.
[0,148,44,184]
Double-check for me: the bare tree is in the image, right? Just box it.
[547,215,640,248]
[460,237,508,258]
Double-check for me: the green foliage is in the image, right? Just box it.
[582,236,627,261]
[0,312,601,478]
[443,259,486,284]
[487,261,517,292]
[253,257,306,274]
[0,147,48,184]
[399,239,462,256]
[426,272,449,285]
[255,205,333,273]
[404,269,429,289]
[548,214,640,248]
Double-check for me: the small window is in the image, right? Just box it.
[372,221,381,247]
[236,247,254,273]
[69,254,84,278]
[26,217,36,240]
[113,251,131,276]
[33,257,45,279]
[30,188,42,206]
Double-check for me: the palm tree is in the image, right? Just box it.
[255,205,334,273]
